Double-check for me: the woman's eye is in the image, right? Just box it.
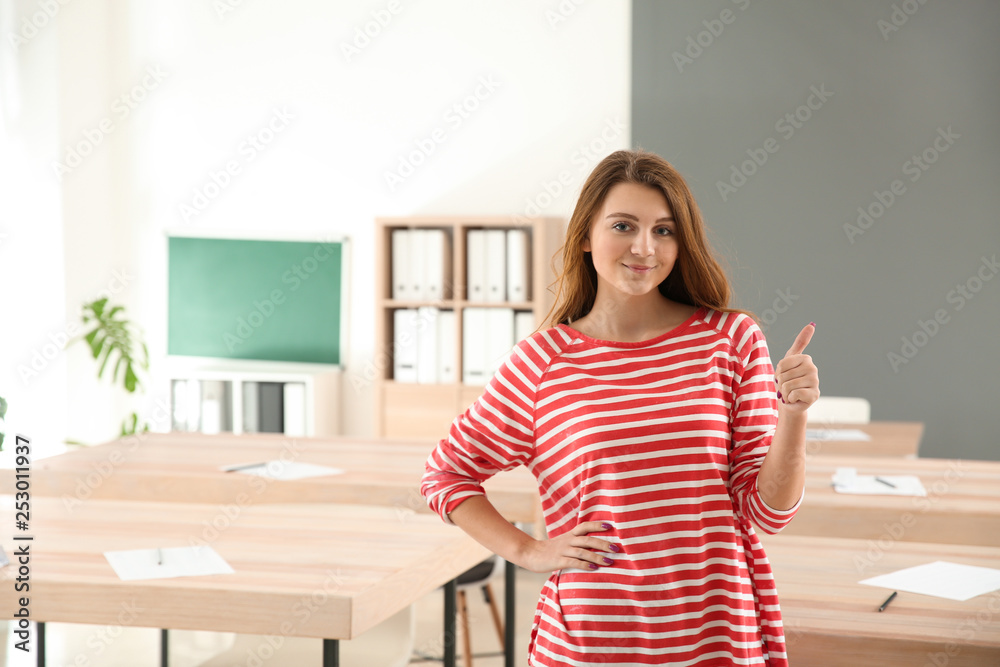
[657,227,674,236]
[612,222,630,231]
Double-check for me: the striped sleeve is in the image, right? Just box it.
[421,329,562,524]
[727,314,801,535]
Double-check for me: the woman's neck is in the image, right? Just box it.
[573,293,697,343]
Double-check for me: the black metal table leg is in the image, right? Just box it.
[161,628,169,667]
[323,638,339,666]
[37,621,45,667]
[443,578,457,667]
[505,560,516,667]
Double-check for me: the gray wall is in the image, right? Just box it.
[632,0,999,460]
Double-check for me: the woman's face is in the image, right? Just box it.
[583,181,678,300]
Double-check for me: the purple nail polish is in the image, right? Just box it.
[776,391,782,400]
[809,322,815,327]
[588,563,598,570]
[601,523,612,530]
[603,557,614,565]
[608,544,621,553]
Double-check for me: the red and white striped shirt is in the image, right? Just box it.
[422,307,800,666]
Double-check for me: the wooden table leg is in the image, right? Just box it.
[444,578,457,667]
[323,638,339,666]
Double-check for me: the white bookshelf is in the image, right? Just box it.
[166,357,341,437]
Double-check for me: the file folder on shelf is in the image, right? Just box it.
[391,229,411,300]
[462,307,489,385]
[416,306,440,384]
[466,230,487,302]
[437,310,457,383]
[422,229,451,302]
[484,229,507,303]
[393,309,420,383]
[506,229,531,302]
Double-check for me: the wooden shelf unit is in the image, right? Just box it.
[374,216,566,438]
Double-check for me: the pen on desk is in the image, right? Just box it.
[878,591,897,612]
[875,477,896,488]
[225,462,266,473]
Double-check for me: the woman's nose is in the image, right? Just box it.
[631,232,654,256]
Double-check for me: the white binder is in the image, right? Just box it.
[506,229,531,302]
[466,230,487,302]
[437,310,457,383]
[485,308,515,376]
[410,229,427,301]
[515,310,537,343]
[283,382,306,436]
[391,229,410,300]
[462,307,489,385]
[416,306,439,384]
[484,229,507,303]
[393,309,420,383]
[423,229,451,302]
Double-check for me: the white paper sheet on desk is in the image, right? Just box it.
[806,428,871,441]
[860,561,1000,601]
[831,468,927,496]
[105,546,234,581]
[222,460,344,480]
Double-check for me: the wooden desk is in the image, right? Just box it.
[12,432,542,527]
[804,421,924,457]
[7,432,541,667]
[761,534,1000,666]
[784,455,1000,546]
[0,496,490,664]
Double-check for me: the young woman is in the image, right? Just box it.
[421,149,819,666]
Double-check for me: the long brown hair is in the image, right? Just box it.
[544,149,755,326]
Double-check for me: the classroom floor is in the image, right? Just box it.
[0,568,549,667]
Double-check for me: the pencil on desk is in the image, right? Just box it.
[878,591,897,612]
[875,477,896,488]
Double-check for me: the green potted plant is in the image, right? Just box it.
[70,297,151,440]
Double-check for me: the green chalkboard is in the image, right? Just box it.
[168,237,343,364]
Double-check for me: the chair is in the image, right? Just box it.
[195,604,415,667]
[454,555,505,667]
[806,396,871,424]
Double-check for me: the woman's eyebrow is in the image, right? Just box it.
[605,212,674,222]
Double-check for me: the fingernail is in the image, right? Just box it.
[809,322,816,327]
[601,523,612,530]
[603,557,614,565]
[588,563,598,570]
[781,397,787,404]
[776,391,782,400]
[608,544,621,553]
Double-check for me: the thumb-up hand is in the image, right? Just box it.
[775,323,820,412]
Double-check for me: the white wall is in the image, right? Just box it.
[6,0,631,449]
